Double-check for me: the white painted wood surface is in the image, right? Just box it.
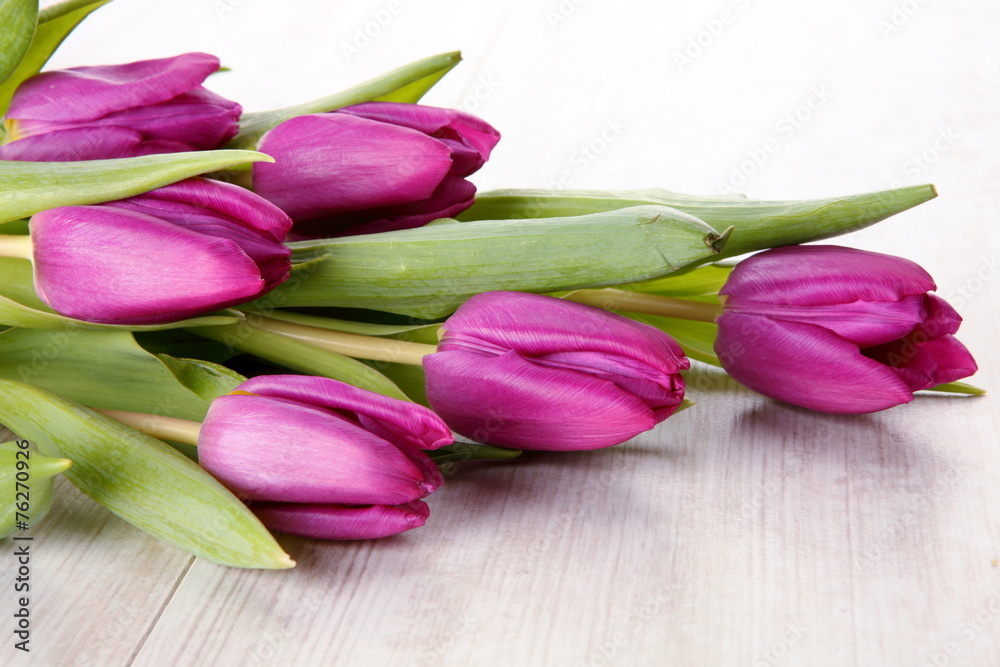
[4,1,1000,665]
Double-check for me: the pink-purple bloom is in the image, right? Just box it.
[715,245,978,413]
[423,291,689,451]
[198,375,453,540]
[252,101,501,238]
[0,53,241,161]
[29,177,292,324]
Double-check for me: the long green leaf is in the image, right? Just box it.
[0,0,37,89]
[0,0,111,116]
[0,257,243,330]
[0,149,272,223]
[261,205,729,319]
[0,328,237,420]
[189,323,411,401]
[630,312,721,366]
[262,309,438,336]
[155,355,243,403]
[0,379,293,568]
[460,185,938,261]
[229,51,462,149]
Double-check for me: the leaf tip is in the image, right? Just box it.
[706,225,734,254]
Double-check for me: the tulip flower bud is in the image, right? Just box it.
[0,53,241,162]
[198,375,453,540]
[715,245,978,413]
[423,291,689,451]
[28,177,292,324]
[252,102,501,238]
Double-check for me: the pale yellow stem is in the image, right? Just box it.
[251,317,437,366]
[97,409,202,446]
[0,234,33,261]
[564,288,723,323]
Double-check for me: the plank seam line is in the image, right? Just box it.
[124,555,197,666]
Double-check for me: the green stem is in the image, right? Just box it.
[565,288,722,322]
[96,409,202,446]
[0,234,33,261]
[249,317,436,366]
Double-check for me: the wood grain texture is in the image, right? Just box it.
[4,0,999,665]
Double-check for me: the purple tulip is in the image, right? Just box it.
[252,102,501,238]
[423,291,689,451]
[0,53,241,161]
[29,177,292,324]
[198,375,453,540]
[715,245,978,413]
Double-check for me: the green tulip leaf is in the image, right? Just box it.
[0,439,70,538]
[617,263,735,297]
[0,379,293,569]
[0,0,37,90]
[461,185,938,262]
[0,257,243,330]
[629,312,721,366]
[0,0,112,116]
[155,355,243,403]
[262,309,439,336]
[924,381,985,396]
[230,51,462,149]
[0,328,239,421]
[0,149,273,223]
[426,443,522,466]
[264,205,729,319]
[188,322,411,401]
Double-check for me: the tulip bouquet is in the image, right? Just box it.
[0,0,981,568]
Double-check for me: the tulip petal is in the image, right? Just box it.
[236,374,454,452]
[199,394,433,505]
[863,334,977,391]
[254,113,454,221]
[30,206,268,324]
[103,178,293,288]
[77,87,242,148]
[534,350,686,421]
[339,101,501,174]
[252,500,430,540]
[425,349,658,450]
[294,175,477,238]
[721,245,936,306]
[0,125,191,161]
[7,53,222,123]
[441,291,689,377]
[916,293,962,337]
[715,312,914,413]
[723,293,927,347]
[106,177,293,241]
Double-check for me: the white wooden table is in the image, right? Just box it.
[4,1,999,665]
